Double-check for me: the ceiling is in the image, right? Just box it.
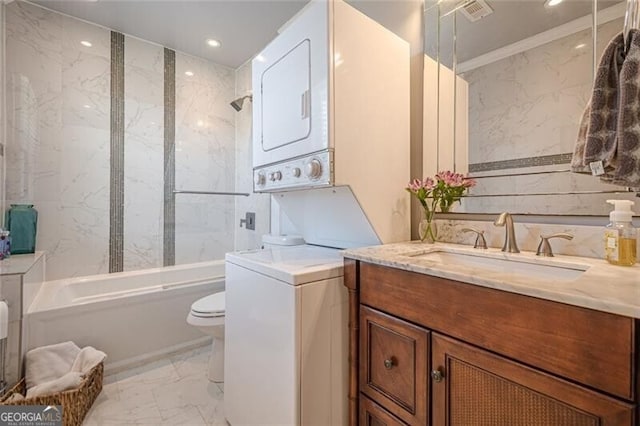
[427,0,625,64]
[30,0,422,69]
[30,0,310,69]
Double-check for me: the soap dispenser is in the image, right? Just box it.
[604,200,637,266]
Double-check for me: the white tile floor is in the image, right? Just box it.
[84,345,226,425]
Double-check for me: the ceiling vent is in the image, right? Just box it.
[460,0,493,22]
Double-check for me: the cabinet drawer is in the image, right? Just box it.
[360,262,636,401]
[360,306,428,425]
[360,396,407,426]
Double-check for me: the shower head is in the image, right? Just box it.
[230,95,253,112]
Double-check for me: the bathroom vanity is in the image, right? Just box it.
[343,243,640,425]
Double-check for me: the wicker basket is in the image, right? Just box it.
[0,362,103,426]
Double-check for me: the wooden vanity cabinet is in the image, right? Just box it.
[344,259,639,426]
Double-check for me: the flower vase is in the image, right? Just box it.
[419,209,438,243]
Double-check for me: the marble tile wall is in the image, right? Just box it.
[0,3,5,221]
[123,37,164,271]
[6,1,111,280]
[460,18,637,215]
[174,52,237,264]
[6,2,249,278]
[234,61,270,250]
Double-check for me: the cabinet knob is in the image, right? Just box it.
[431,369,444,383]
[383,358,394,370]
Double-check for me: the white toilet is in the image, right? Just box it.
[187,291,225,382]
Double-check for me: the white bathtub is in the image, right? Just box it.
[24,261,224,373]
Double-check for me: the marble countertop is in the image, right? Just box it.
[0,251,45,276]
[343,242,640,319]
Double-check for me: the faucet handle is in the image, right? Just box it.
[462,227,488,249]
[536,233,574,257]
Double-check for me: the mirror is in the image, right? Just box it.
[425,0,639,215]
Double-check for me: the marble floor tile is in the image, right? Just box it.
[170,344,211,379]
[84,346,221,425]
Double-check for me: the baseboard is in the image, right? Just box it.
[103,337,213,376]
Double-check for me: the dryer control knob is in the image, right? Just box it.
[305,160,322,179]
[274,171,282,181]
[292,167,301,178]
[255,172,266,186]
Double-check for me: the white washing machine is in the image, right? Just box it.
[224,244,348,426]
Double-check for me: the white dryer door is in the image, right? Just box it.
[261,40,311,151]
[252,0,330,169]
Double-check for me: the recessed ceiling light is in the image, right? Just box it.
[185,71,194,77]
[206,39,221,48]
[575,43,586,49]
[545,0,563,6]
[83,104,91,109]
[80,41,92,47]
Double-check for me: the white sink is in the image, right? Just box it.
[407,250,589,281]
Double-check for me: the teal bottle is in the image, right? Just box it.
[5,204,37,254]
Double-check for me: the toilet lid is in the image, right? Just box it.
[191,292,225,317]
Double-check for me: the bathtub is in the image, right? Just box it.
[24,261,224,373]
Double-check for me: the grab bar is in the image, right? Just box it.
[174,190,250,197]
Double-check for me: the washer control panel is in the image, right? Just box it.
[253,151,333,192]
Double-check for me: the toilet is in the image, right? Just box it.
[187,291,225,382]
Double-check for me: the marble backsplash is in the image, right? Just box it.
[436,219,608,259]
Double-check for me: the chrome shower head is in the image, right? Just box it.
[230,95,252,112]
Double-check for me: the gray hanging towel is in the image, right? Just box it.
[571,32,625,176]
[613,29,640,186]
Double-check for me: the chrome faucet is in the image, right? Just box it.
[493,212,520,253]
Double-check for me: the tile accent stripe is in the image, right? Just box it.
[109,32,125,273]
[469,153,573,173]
[163,48,176,267]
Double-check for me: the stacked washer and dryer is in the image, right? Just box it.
[224,0,411,425]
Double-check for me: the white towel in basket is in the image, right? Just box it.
[24,341,106,398]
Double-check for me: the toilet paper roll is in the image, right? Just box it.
[0,301,8,340]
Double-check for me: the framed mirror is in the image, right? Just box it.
[424,0,639,216]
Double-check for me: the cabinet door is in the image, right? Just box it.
[360,396,408,426]
[360,306,429,425]
[431,333,635,426]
